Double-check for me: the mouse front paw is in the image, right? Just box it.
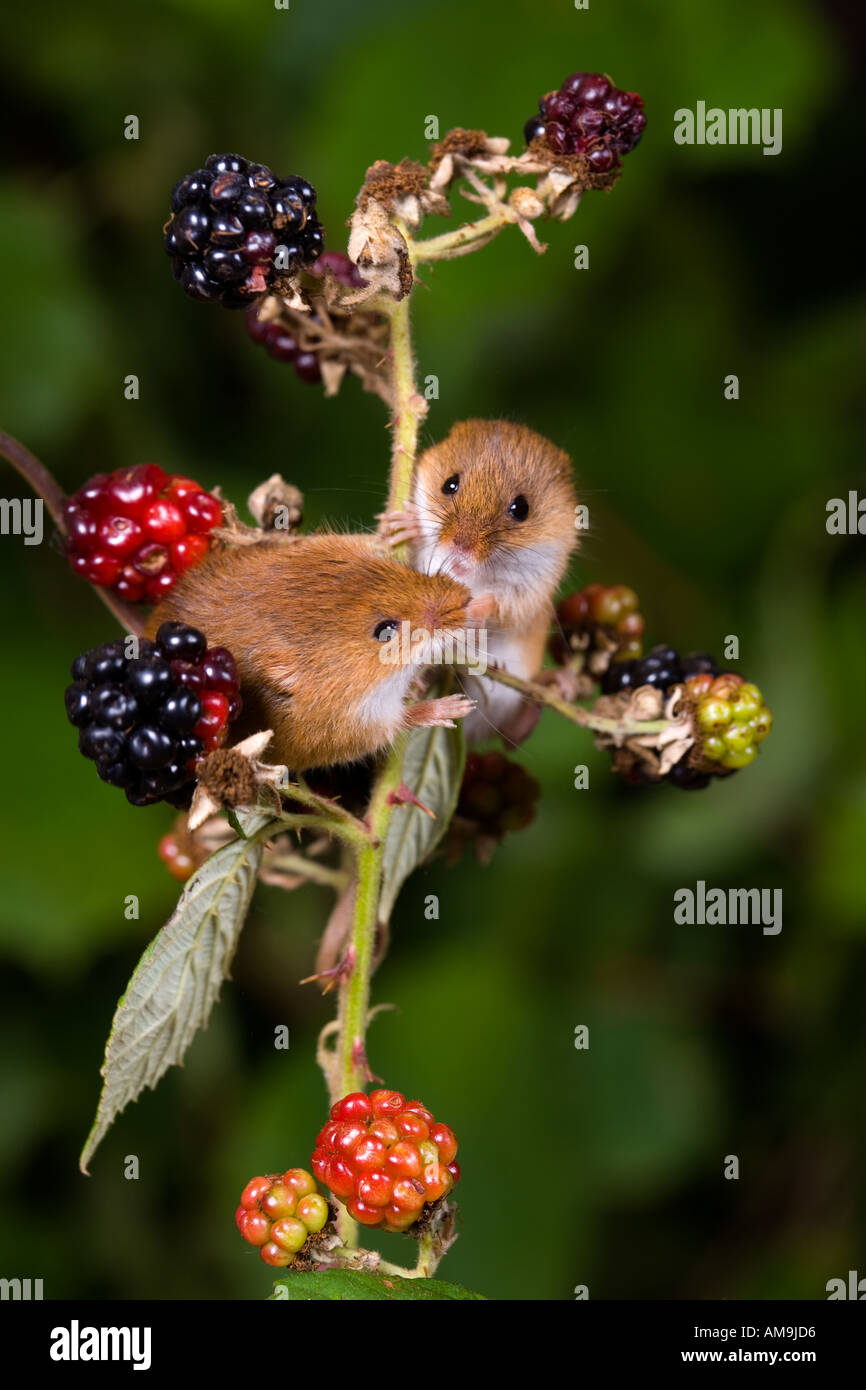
[376,502,423,547]
[404,693,476,729]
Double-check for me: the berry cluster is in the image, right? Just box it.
[312,1090,459,1233]
[235,1169,330,1268]
[551,583,645,666]
[602,648,772,790]
[688,673,773,772]
[524,71,646,173]
[246,307,322,383]
[164,153,324,308]
[65,622,242,807]
[64,465,222,604]
[450,751,540,858]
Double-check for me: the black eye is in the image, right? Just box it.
[508,494,529,521]
[441,474,459,495]
[374,620,399,643]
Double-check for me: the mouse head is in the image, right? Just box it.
[413,420,577,610]
[260,535,491,697]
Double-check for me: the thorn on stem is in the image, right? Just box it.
[388,782,436,817]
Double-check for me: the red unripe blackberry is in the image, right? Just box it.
[65,622,242,807]
[165,153,325,309]
[64,465,222,602]
[235,1169,329,1265]
[312,1091,459,1233]
[523,71,646,171]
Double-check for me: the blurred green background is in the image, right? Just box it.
[1,0,864,1301]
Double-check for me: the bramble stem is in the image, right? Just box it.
[410,210,511,262]
[282,780,372,843]
[334,737,405,1101]
[481,664,669,737]
[383,294,427,537]
[265,853,350,892]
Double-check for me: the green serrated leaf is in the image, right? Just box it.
[79,812,276,1173]
[270,1269,485,1301]
[379,722,465,923]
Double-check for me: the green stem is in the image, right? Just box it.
[275,809,371,853]
[411,211,510,262]
[283,779,372,843]
[383,294,426,529]
[334,738,405,1099]
[481,665,669,737]
[265,853,350,892]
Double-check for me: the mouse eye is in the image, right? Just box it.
[508,494,530,521]
[441,474,459,495]
[373,619,399,643]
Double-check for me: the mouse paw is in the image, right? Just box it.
[404,693,476,729]
[535,666,582,702]
[376,503,422,547]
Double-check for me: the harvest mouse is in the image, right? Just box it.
[149,532,491,771]
[379,420,578,744]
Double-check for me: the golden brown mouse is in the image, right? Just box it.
[149,532,490,772]
[379,420,578,744]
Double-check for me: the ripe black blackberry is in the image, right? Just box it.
[164,153,325,309]
[65,622,242,807]
[601,646,718,696]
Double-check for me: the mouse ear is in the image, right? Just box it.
[465,593,496,626]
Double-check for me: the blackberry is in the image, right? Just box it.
[65,622,242,807]
[164,153,324,309]
[602,643,677,695]
[523,71,646,172]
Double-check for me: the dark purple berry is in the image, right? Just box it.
[126,656,174,705]
[681,652,718,679]
[294,351,322,384]
[205,153,247,175]
[242,230,277,265]
[159,689,203,732]
[85,643,126,685]
[170,169,212,211]
[90,684,138,728]
[524,116,546,144]
[128,725,176,770]
[156,621,207,663]
[65,683,92,726]
[79,724,127,763]
[204,247,247,283]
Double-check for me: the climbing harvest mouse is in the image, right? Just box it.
[379,419,578,744]
[149,532,491,771]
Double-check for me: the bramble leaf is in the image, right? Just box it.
[79,812,276,1172]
